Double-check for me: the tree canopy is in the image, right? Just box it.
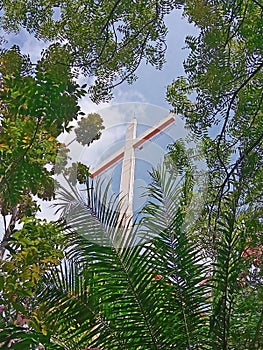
[0,0,181,102]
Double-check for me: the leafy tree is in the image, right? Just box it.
[166,0,263,216]
[74,113,105,147]
[0,218,65,334]
[0,0,181,102]
[166,1,263,348]
[0,46,103,258]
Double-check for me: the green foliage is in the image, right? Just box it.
[26,166,211,349]
[0,162,262,349]
[166,0,263,253]
[0,0,179,102]
[0,218,65,337]
[140,165,210,348]
[0,45,104,259]
[0,325,63,349]
[167,0,263,135]
[64,162,91,186]
[0,1,262,348]
[0,45,83,211]
[165,138,194,174]
[75,113,105,147]
[165,1,263,348]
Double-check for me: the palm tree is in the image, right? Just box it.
[0,164,262,349]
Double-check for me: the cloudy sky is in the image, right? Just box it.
[112,10,197,108]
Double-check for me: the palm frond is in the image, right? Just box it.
[53,177,134,249]
[39,177,172,349]
[209,195,252,350]
[0,325,64,349]
[140,164,210,349]
[35,165,211,349]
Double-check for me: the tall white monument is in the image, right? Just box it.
[90,113,175,223]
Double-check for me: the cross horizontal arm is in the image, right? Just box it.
[133,113,175,149]
[90,146,125,178]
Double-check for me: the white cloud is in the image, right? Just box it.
[2,28,47,63]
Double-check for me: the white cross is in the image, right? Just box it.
[90,113,175,223]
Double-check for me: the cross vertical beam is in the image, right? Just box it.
[119,118,137,222]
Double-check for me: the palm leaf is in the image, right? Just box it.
[0,325,64,349]
[140,164,210,349]
[38,177,170,349]
[35,165,211,349]
[209,195,254,350]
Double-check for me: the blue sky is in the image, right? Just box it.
[112,9,198,108]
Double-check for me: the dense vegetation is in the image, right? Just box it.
[0,0,262,349]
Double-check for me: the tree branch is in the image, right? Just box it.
[251,0,263,10]
[216,61,263,171]
[0,204,19,259]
